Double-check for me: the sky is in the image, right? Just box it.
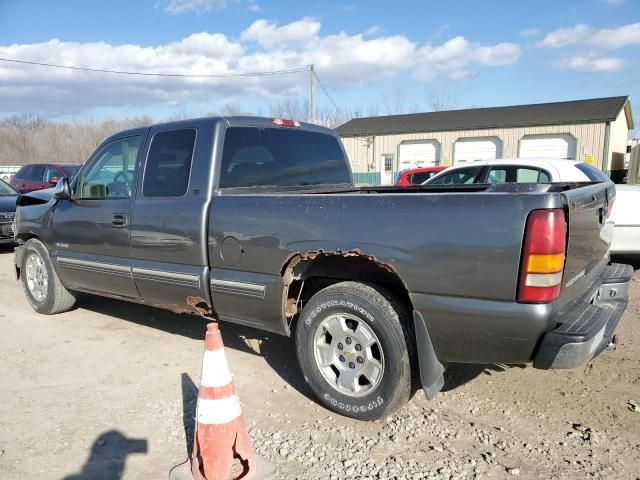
[0,0,638,134]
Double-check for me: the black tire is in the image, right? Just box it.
[295,281,416,420]
[20,239,76,314]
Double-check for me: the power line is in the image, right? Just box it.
[313,70,340,111]
[0,57,310,78]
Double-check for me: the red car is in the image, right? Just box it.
[395,166,447,186]
[10,163,82,193]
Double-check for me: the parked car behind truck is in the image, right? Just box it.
[13,117,631,420]
[11,163,81,193]
[424,158,637,254]
[0,178,18,244]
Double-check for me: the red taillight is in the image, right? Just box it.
[272,118,300,128]
[517,209,566,303]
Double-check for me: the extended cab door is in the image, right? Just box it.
[51,133,146,298]
[128,122,213,310]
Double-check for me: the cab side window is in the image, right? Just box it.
[75,136,142,199]
[143,129,196,197]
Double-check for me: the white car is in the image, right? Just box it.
[423,158,605,185]
[609,184,640,255]
[425,158,638,255]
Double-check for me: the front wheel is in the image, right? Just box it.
[295,281,416,420]
[20,239,76,314]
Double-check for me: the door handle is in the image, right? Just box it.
[111,213,127,227]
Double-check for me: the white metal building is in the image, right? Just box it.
[335,96,634,185]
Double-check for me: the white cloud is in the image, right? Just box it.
[519,27,540,37]
[555,54,625,71]
[247,0,260,11]
[240,17,322,49]
[538,22,640,49]
[0,19,521,116]
[449,70,471,80]
[162,0,229,14]
[414,36,520,80]
[364,26,381,36]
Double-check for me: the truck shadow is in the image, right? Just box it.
[77,294,521,402]
[610,254,640,271]
[77,294,314,400]
[442,363,526,392]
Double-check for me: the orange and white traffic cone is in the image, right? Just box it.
[189,323,277,480]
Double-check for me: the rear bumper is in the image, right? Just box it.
[533,263,632,369]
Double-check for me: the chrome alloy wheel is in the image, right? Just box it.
[25,252,48,302]
[313,313,385,397]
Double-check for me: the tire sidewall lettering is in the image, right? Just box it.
[304,299,375,327]
[322,392,385,412]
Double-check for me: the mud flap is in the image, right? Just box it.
[14,244,24,280]
[413,311,445,400]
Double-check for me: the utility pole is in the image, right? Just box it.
[310,64,316,124]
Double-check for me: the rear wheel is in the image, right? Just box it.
[295,281,415,420]
[21,239,76,314]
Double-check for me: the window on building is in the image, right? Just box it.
[383,155,393,172]
[143,129,196,197]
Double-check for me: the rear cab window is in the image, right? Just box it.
[219,127,351,189]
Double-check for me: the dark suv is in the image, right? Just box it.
[10,163,81,193]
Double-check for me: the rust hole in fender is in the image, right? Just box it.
[280,248,410,325]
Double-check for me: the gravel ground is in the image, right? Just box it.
[1,248,639,480]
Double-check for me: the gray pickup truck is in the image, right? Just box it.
[13,116,632,420]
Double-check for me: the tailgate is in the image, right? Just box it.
[559,181,615,307]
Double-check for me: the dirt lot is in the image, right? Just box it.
[1,247,639,480]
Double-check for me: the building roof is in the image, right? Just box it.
[335,96,633,137]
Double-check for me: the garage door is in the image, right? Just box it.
[398,141,439,169]
[454,137,501,164]
[519,134,576,159]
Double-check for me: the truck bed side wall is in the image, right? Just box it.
[207,191,562,359]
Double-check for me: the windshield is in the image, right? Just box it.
[62,166,81,178]
[0,179,17,196]
[219,127,351,188]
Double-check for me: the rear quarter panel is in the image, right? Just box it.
[208,191,562,333]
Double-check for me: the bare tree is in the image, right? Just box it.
[426,84,458,112]
[218,103,252,116]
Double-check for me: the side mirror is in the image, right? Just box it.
[49,177,60,185]
[53,177,71,200]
